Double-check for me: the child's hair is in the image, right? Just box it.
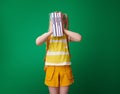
[62,13,69,29]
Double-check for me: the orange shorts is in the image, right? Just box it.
[44,65,74,87]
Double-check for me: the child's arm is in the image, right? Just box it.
[36,20,52,46]
[64,29,82,42]
[36,31,52,46]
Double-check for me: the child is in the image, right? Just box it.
[36,12,82,94]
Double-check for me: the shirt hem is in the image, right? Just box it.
[45,62,71,66]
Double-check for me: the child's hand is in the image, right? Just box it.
[49,29,52,35]
[48,20,53,34]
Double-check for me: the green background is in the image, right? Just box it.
[0,0,120,94]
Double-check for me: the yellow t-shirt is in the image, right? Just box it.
[45,34,71,66]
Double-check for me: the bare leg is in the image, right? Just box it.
[48,87,59,94]
[60,86,69,94]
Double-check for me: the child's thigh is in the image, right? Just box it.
[48,87,59,94]
[60,86,69,94]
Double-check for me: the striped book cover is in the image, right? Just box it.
[50,12,63,37]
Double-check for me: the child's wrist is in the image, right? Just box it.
[47,31,52,35]
[64,29,67,34]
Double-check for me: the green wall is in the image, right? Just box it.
[0,0,120,94]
